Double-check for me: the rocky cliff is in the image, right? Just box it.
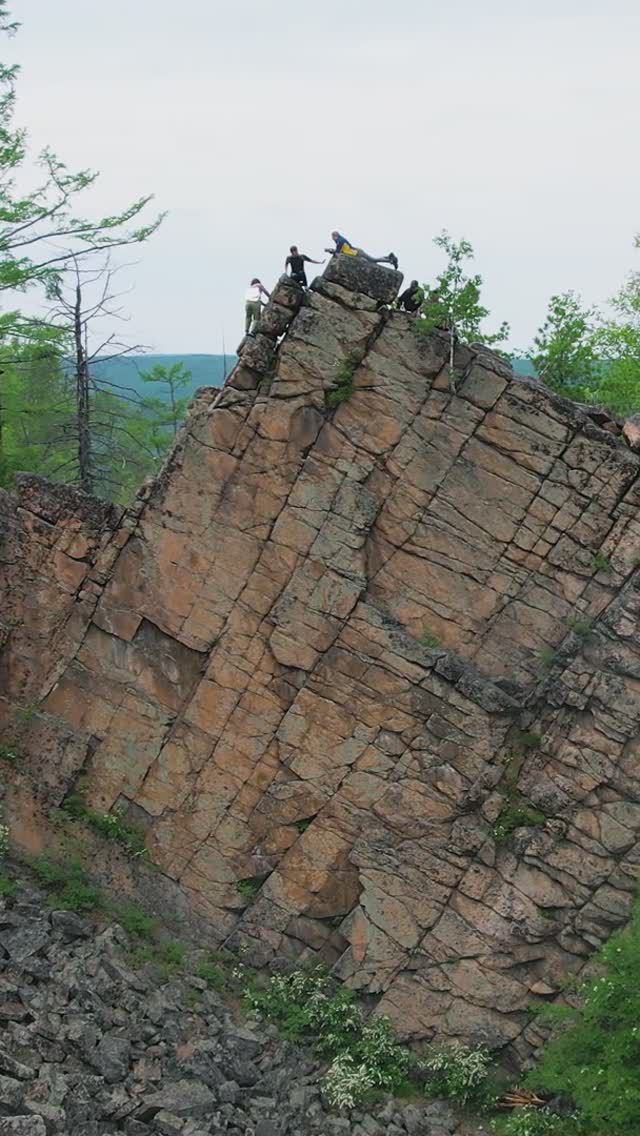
[2,254,640,1062]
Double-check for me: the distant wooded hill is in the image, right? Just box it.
[89,355,235,401]
[89,353,535,402]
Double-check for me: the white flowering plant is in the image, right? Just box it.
[495,1106,575,1136]
[422,1041,493,1108]
[244,965,412,1106]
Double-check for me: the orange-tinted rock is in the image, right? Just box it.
[2,259,640,1060]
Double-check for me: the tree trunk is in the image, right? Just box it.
[74,281,93,494]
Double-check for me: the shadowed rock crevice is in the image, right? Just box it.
[2,256,640,1060]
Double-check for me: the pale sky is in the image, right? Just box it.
[10,0,640,353]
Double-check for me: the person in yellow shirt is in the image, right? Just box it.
[325,231,398,270]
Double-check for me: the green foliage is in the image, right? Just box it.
[526,898,640,1134]
[531,292,598,399]
[62,793,147,858]
[326,354,357,408]
[116,903,158,940]
[293,817,313,834]
[245,967,413,1109]
[493,1107,577,1136]
[420,629,440,649]
[516,730,542,753]
[0,873,16,896]
[139,362,191,436]
[566,616,596,642]
[29,853,103,912]
[236,877,262,900]
[493,798,546,844]
[415,232,510,348]
[194,958,226,991]
[422,1042,494,1109]
[537,646,559,674]
[0,743,18,765]
[591,551,612,575]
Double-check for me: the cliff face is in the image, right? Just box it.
[2,256,640,1060]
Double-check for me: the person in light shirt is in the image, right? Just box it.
[244,278,271,336]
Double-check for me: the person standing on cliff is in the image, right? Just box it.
[325,230,399,270]
[284,246,324,288]
[244,278,270,336]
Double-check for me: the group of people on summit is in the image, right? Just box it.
[244,230,425,336]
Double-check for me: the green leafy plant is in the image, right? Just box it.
[591,551,612,575]
[493,798,546,844]
[62,793,147,858]
[525,897,640,1134]
[244,967,412,1108]
[0,744,18,766]
[293,817,313,834]
[494,1106,576,1136]
[194,958,226,991]
[116,903,158,940]
[236,877,263,900]
[422,1042,494,1109]
[326,355,358,408]
[0,873,16,896]
[28,853,103,912]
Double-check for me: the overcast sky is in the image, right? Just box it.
[10,0,640,354]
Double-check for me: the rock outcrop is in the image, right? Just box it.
[2,255,640,1060]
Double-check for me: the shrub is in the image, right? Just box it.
[0,744,18,766]
[566,616,596,642]
[244,967,412,1105]
[194,959,226,990]
[29,853,103,912]
[62,793,147,858]
[493,799,546,844]
[116,903,158,939]
[325,355,357,408]
[494,1107,575,1136]
[236,877,262,900]
[537,646,559,674]
[422,1042,493,1108]
[0,873,16,896]
[526,897,640,1134]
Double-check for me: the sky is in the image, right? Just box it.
[9,0,640,353]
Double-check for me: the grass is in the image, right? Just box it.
[194,958,226,991]
[537,646,559,674]
[0,874,17,897]
[420,629,441,649]
[591,550,612,575]
[0,743,19,766]
[29,854,105,912]
[516,730,542,753]
[116,903,158,940]
[62,792,147,858]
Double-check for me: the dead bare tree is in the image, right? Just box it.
[48,254,153,496]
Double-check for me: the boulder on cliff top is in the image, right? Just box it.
[322,252,403,303]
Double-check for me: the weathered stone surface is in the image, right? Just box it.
[323,253,403,303]
[2,258,640,1064]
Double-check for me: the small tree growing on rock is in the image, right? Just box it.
[416,231,510,390]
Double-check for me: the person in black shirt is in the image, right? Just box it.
[285,246,324,288]
[398,280,424,312]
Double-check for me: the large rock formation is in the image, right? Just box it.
[2,255,640,1061]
